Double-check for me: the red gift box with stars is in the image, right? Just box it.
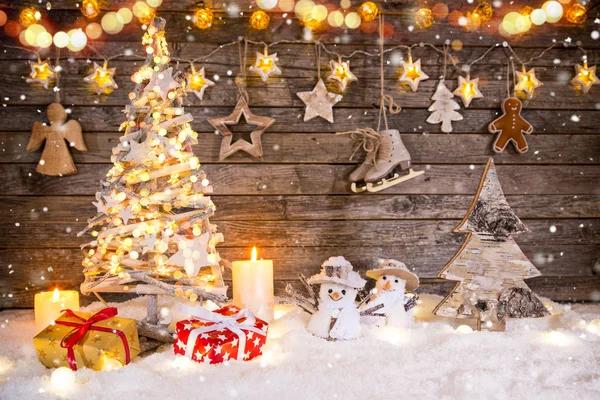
[174,305,268,364]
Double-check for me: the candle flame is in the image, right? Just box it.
[251,247,257,262]
[52,288,60,303]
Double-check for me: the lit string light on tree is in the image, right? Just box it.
[327,58,357,92]
[84,61,118,94]
[249,50,282,82]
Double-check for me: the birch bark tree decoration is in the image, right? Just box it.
[433,158,549,331]
[426,80,463,133]
[78,19,228,342]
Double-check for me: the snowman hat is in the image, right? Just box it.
[366,259,419,291]
[307,256,366,289]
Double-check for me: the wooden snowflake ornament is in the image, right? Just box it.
[84,62,118,95]
[26,103,88,176]
[327,59,357,92]
[427,80,463,133]
[26,59,55,89]
[453,75,483,107]
[207,96,275,160]
[571,60,599,93]
[398,57,429,92]
[186,67,215,100]
[514,67,543,99]
[297,79,343,123]
[249,51,281,82]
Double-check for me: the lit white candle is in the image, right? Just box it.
[232,247,274,322]
[34,288,80,333]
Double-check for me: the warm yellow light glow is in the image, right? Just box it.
[251,246,258,262]
[473,1,493,24]
[345,12,361,29]
[416,8,434,28]
[456,324,473,334]
[250,10,270,30]
[51,288,60,303]
[36,31,52,48]
[68,29,87,52]
[530,9,547,25]
[328,10,344,27]
[20,7,41,28]
[543,1,563,23]
[194,8,214,29]
[117,8,133,24]
[572,61,599,93]
[50,367,76,390]
[53,31,69,47]
[257,0,278,10]
[81,0,100,19]
[358,1,379,22]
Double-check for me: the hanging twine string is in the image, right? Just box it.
[315,41,321,79]
[236,39,250,102]
[377,13,400,132]
[54,47,61,103]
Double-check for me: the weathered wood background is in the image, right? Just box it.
[0,0,599,308]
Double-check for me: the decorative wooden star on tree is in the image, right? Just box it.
[167,232,212,277]
[26,59,55,89]
[571,61,598,93]
[207,96,275,160]
[327,59,357,92]
[186,67,214,100]
[453,75,483,107]
[145,66,180,99]
[398,57,428,92]
[84,62,118,94]
[514,67,543,99]
[297,79,343,123]
[249,51,281,82]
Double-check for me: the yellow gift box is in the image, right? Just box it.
[33,308,140,371]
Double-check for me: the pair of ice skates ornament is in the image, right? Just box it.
[347,129,424,193]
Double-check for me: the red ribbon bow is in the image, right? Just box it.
[56,308,131,371]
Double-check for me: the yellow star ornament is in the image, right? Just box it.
[84,62,118,95]
[453,75,483,107]
[327,59,357,92]
[186,67,215,100]
[26,59,55,90]
[399,57,429,92]
[515,67,543,99]
[249,51,281,82]
[571,61,599,94]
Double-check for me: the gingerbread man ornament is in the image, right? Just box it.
[488,97,533,153]
[26,103,87,176]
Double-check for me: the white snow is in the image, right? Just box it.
[0,295,599,400]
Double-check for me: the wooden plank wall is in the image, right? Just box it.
[0,0,599,307]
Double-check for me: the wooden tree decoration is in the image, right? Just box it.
[78,18,228,342]
[433,158,549,331]
[26,103,87,176]
[426,80,463,133]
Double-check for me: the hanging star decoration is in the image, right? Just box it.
[26,59,55,89]
[145,66,180,99]
[399,57,429,92]
[453,75,484,107]
[514,67,543,99]
[249,51,281,82]
[207,96,275,160]
[297,78,343,123]
[327,59,357,92]
[571,61,598,93]
[120,136,157,163]
[186,67,214,100]
[167,232,212,277]
[83,62,118,95]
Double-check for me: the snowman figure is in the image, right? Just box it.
[306,256,366,340]
[360,259,419,328]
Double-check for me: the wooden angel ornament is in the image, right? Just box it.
[26,103,87,176]
[489,97,533,153]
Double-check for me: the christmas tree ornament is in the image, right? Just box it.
[26,59,55,89]
[81,0,100,19]
[427,80,463,133]
[80,19,228,344]
[358,2,378,22]
[453,75,483,107]
[398,56,429,92]
[250,10,270,30]
[249,50,281,82]
[83,62,118,95]
[207,96,275,160]
[571,59,598,93]
[297,79,342,123]
[433,158,550,331]
[19,7,41,28]
[27,103,88,176]
[186,66,214,100]
[327,58,357,92]
[514,67,543,99]
[489,97,533,153]
[360,259,419,328]
[194,7,214,29]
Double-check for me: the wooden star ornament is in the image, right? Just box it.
[207,96,275,160]
[145,67,180,99]
[327,59,357,92]
[249,51,281,82]
[399,57,429,92]
[84,62,118,95]
[186,67,214,100]
[26,59,55,89]
[167,232,212,277]
[515,67,543,99]
[571,61,599,93]
[453,75,483,107]
[297,78,343,123]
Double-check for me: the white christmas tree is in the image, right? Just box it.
[426,80,463,133]
[79,18,227,341]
